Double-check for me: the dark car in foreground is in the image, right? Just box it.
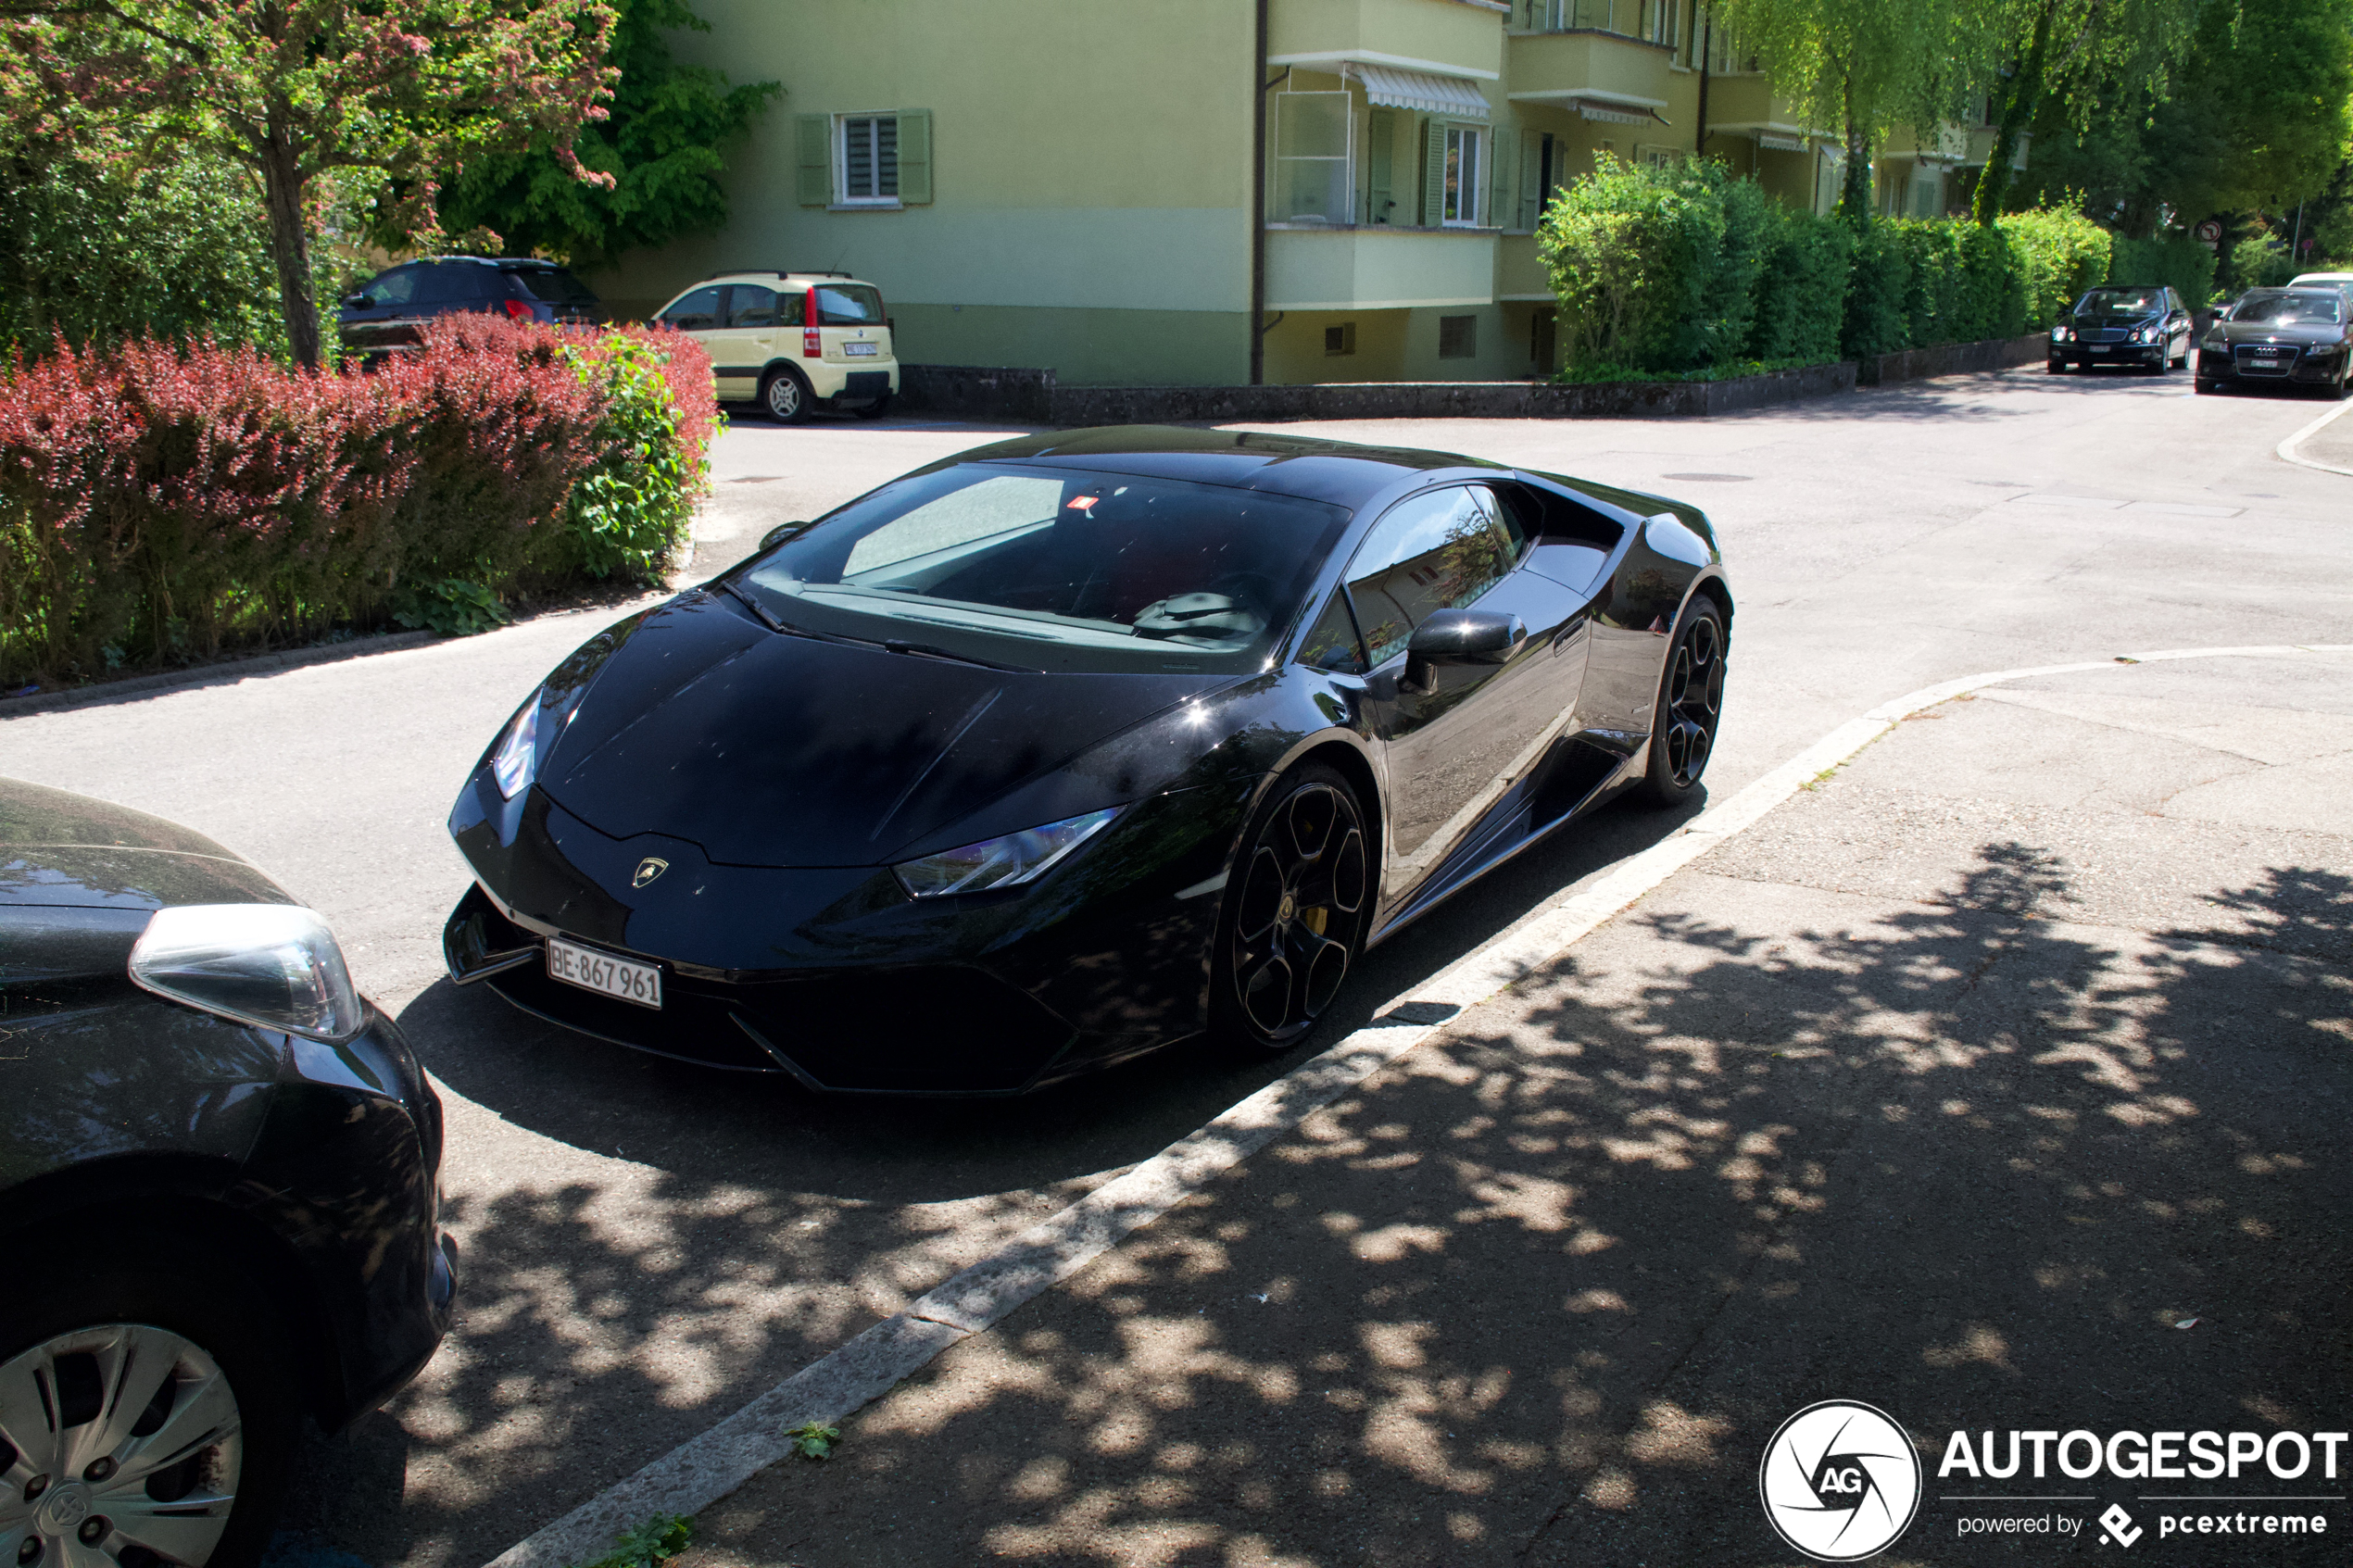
[338,256,602,355]
[2196,287,2352,396]
[2047,284,2193,373]
[444,427,1732,1096]
[1,780,454,1568]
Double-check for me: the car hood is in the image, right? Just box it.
[0,776,291,909]
[2210,320,2345,344]
[536,595,1229,866]
[2067,311,2165,328]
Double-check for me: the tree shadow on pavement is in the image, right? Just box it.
[689,846,2350,1567]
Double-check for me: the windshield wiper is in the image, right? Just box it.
[713,581,875,650]
[882,638,1038,674]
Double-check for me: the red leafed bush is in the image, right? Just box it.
[0,319,716,685]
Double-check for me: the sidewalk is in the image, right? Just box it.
[687,653,2352,1567]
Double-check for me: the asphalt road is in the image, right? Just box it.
[3,366,2347,1568]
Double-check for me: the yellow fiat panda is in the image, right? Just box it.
[651,270,899,423]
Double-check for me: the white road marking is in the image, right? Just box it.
[2277,395,2353,477]
[480,641,2353,1568]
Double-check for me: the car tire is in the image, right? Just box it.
[2045,358,2066,373]
[1641,594,1729,809]
[850,393,894,420]
[2196,378,2221,395]
[759,368,812,425]
[0,1232,300,1568]
[1211,762,1372,1052]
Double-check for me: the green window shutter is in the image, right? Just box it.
[1420,118,1445,227]
[1367,107,1394,223]
[1519,130,1543,228]
[896,108,932,204]
[796,114,832,207]
[1489,128,1507,227]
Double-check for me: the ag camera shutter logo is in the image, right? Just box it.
[1759,1400,1923,1561]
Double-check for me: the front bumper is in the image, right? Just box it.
[2196,345,2347,385]
[445,780,1248,1094]
[240,1004,457,1427]
[2050,340,2167,367]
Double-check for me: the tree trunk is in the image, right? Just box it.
[1973,0,2057,226]
[258,135,321,369]
[1839,114,1872,229]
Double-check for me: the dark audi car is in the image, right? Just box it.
[2047,284,2194,373]
[445,428,1731,1095]
[1,780,454,1567]
[2196,287,2352,396]
[338,256,603,354]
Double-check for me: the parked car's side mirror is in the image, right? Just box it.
[1403,609,1526,693]
[342,293,369,308]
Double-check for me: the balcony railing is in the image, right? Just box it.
[1512,0,1676,46]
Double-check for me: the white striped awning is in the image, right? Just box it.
[1576,100,1658,125]
[1755,132,1808,152]
[1508,88,1669,127]
[1355,64,1491,120]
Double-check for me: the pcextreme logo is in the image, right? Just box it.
[1758,1400,1924,1562]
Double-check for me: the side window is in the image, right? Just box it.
[726,286,781,329]
[1297,592,1366,675]
[659,286,723,332]
[359,268,417,307]
[416,265,487,305]
[1342,486,1519,666]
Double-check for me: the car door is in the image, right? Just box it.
[707,285,783,398]
[340,264,422,352]
[654,285,726,383]
[1344,483,1587,909]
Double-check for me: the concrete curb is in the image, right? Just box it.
[2276,395,2353,478]
[0,632,443,719]
[478,640,2353,1568]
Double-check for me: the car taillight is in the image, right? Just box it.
[803,324,823,358]
[503,297,532,320]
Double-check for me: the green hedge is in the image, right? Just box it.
[1542,157,2128,376]
[2109,236,2219,309]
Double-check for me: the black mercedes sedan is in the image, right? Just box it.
[1,780,454,1568]
[445,427,1731,1095]
[2047,284,2194,373]
[2195,287,2352,396]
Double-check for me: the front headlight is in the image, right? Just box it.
[131,904,365,1041]
[490,692,542,800]
[894,808,1121,898]
[2050,325,2068,342]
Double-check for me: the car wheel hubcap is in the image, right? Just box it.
[1233,784,1366,1041]
[1661,614,1724,790]
[767,379,799,418]
[0,1325,243,1567]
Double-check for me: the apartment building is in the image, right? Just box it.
[591,0,2022,388]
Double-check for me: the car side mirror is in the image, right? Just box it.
[758,521,811,551]
[343,293,368,308]
[1403,609,1526,693]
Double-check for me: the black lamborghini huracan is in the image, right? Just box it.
[444,427,1731,1094]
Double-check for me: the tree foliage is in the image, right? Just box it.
[398,0,778,267]
[0,0,620,366]
[1963,0,2207,222]
[2019,0,2353,231]
[1711,0,1983,222]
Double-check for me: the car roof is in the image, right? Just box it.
[701,270,875,286]
[2289,271,2353,282]
[934,425,1509,509]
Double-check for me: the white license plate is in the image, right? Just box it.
[547,936,661,1010]
[844,342,879,357]
[2087,345,2109,353]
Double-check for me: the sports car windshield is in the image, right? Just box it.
[2232,293,2344,325]
[734,462,1353,673]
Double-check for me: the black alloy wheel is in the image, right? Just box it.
[0,1234,299,1568]
[1214,764,1371,1050]
[1642,595,1728,807]
[760,369,812,425]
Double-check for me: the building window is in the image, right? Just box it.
[1275,92,1353,224]
[1326,322,1357,357]
[1439,315,1477,358]
[1443,125,1481,226]
[838,114,899,204]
